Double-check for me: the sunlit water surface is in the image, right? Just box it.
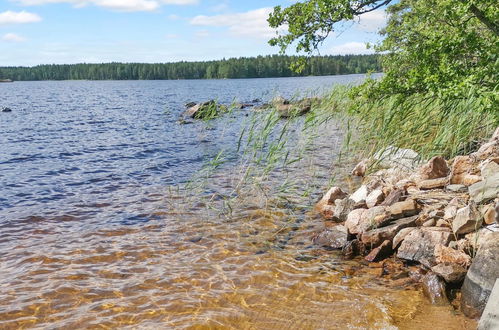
[0,76,474,329]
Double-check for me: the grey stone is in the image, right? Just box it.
[452,205,482,235]
[312,226,348,249]
[462,232,499,318]
[469,173,499,204]
[397,227,452,265]
[446,184,467,193]
[478,279,499,330]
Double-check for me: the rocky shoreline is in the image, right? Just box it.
[313,127,499,321]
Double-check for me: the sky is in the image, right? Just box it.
[0,0,387,66]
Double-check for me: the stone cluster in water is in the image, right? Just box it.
[313,127,499,320]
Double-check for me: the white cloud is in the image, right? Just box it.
[190,7,283,39]
[93,0,159,12]
[328,42,374,55]
[355,9,387,32]
[12,0,197,12]
[0,10,42,25]
[2,33,27,42]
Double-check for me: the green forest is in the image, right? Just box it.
[0,54,379,81]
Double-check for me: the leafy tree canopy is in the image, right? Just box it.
[268,0,498,107]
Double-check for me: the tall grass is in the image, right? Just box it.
[345,86,499,160]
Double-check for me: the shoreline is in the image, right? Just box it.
[313,127,499,322]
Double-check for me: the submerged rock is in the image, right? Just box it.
[461,232,499,318]
[312,226,348,249]
[422,272,449,305]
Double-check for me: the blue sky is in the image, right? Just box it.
[0,0,387,66]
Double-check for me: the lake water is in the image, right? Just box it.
[0,75,473,329]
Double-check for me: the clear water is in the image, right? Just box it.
[0,74,474,329]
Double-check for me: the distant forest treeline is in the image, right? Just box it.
[0,55,380,81]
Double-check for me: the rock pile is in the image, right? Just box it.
[314,127,499,318]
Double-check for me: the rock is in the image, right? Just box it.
[480,160,499,178]
[463,174,484,186]
[183,100,223,119]
[419,156,450,180]
[422,272,449,305]
[481,203,498,225]
[319,187,348,205]
[345,208,367,235]
[389,199,420,219]
[392,227,415,249]
[333,198,356,222]
[1,107,12,112]
[342,239,366,259]
[349,185,369,207]
[465,224,499,251]
[423,219,436,227]
[365,240,392,262]
[450,155,480,185]
[351,159,368,177]
[315,187,348,220]
[373,146,422,171]
[381,189,404,206]
[469,173,499,204]
[312,226,348,249]
[478,279,499,330]
[431,263,467,283]
[271,95,288,106]
[446,184,467,193]
[461,232,499,318]
[184,101,197,108]
[452,205,482,235]
[436,219,450,228]
[434,244,471,268]
[417,177,448,190]
[359,206,392,232]
[366,189,385,208]
[361,216,417,247]
[397,227,452,265]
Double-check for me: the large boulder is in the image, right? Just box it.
[461,232,499,318]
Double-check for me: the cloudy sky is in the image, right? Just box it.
[0,0,387,66]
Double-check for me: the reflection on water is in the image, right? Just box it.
[0,77,475,329]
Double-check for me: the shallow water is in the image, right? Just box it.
[0,76,475,329]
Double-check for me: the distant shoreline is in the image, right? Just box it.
[0,54,380,81]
